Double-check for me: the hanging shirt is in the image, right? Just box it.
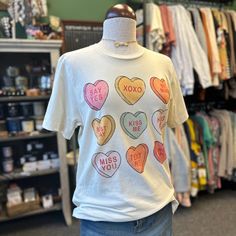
[173,124,191,207]
[159,4,176,56]
[209,115,222,189]
[210,110,234,178]
[228,10,236,31]
[170,5,212,95]
[43,43,188,222]
[184,119,206,196]
[200,8,221,86]
[221,11,232,79]
[192,113,214,183]
[189,8,208,55]
[135,9,144,46]
[224,11,236,78]
[145,3,166,52]
[212,10,231,80]
[230,112,236,169]
[175,124,191,173]
[221,110,235,176]
[165,127,190,193]
[200,113,218,191]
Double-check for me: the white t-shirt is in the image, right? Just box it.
[43,43,188,222]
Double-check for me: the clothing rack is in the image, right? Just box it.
[138,0,234,46]
[186,101,228,115]
[142,0,233,6]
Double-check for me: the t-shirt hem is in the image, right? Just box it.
[72,191,178,222]
[201,80,212,89]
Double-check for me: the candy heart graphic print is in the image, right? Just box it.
[92,115,115,145]
[92,151,121,178]
[152,109,168,135]
[84,80,109,110]
[120,111,147,139]
[126,144,149,173]
[115,76,145,105]
[150,77,170,104]
[153,141,167,164]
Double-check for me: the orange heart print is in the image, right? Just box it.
[126,144,149,173]
[115,76,146,105]
[92,115,116,146]
[150,77,170,104]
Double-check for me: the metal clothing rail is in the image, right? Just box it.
[140,0,233,7]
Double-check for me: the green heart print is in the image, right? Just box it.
[120,111,147,139]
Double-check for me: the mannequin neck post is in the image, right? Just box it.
[96,17,144,59]
[102,17,137,42]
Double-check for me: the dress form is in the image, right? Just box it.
[96,4,144,59]
[105,4,136,20]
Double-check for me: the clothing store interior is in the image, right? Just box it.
[0,0,236,235]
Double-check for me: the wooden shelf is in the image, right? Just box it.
[0,95,50,103]
[0,202,62,223]
[0,39,63,53]
[0,168,59,182]
[0,38,72,226]
[0,132,56,142]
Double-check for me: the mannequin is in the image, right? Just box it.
[105,4,136,20]
[43,3,188,236]
[96,4,144,59]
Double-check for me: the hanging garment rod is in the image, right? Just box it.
[140,0,234,47]
[141,0,233,7]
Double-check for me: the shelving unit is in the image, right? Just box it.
[0,95,50,102]
[0,168,59,181]
[0,39,72,226]
[0,132,56,143]
[0,202,62,223]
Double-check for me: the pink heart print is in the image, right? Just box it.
[84,80,109,110]
[92,151,121,178]
[152,109,168,134]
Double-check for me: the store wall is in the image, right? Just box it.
[47,0,236,21]
[47,0,126,22]
[1,0,236,22]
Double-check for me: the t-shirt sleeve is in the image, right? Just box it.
[167,60,189,128]
[42,54,82,139]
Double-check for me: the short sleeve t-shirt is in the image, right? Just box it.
[43,43,188,222]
